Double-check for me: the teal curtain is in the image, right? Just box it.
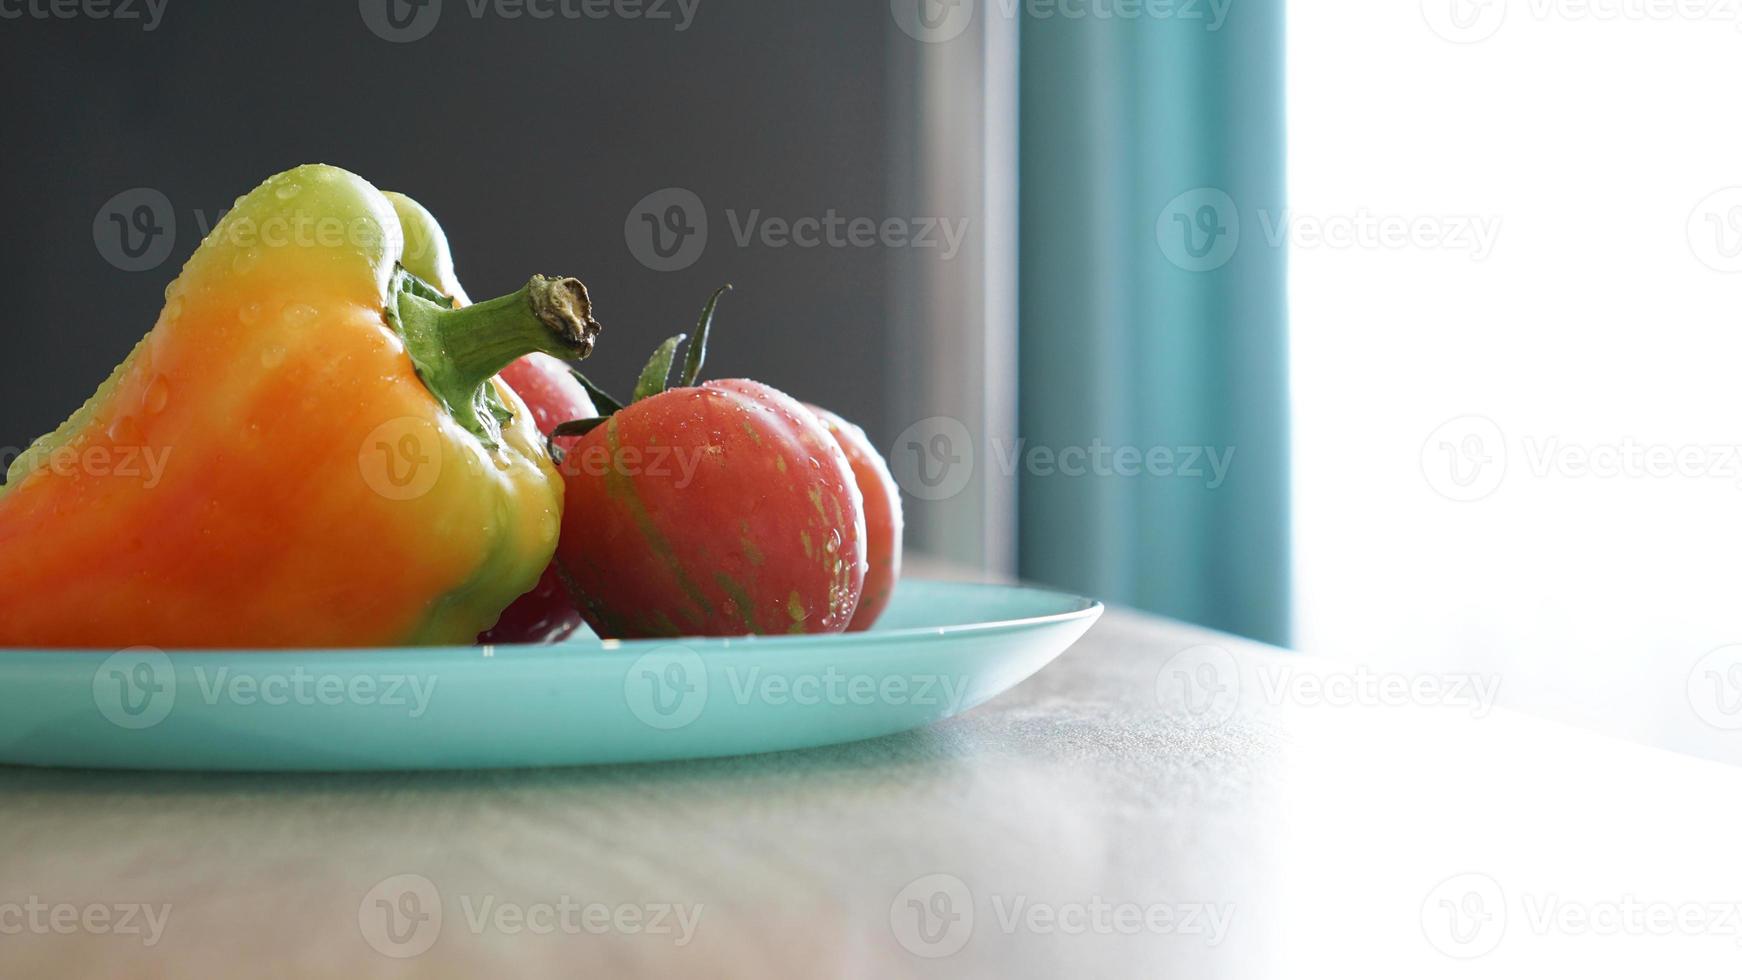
[1018,2,1290,644]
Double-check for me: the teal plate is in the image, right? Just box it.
[0,580,1101,771]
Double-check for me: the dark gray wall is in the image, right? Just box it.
[0,1,893,468]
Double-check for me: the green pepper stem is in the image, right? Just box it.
[393,273,601,445]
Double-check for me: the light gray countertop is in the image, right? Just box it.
[2,570,1738,977]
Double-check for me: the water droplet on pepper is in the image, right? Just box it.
[281,302,318,327]
[106,413,140,446]
[143,376,170,415]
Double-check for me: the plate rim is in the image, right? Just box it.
[0,579,1104,661]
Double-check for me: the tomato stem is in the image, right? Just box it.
[677,284,733,388]
[633,334,686,402]
[548,283,732,437]
[568,369,624,415]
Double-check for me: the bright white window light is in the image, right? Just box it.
[1289,0,1742,762]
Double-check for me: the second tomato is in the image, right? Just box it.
[550,289,867,638]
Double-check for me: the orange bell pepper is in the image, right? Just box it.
[0,164,601,648]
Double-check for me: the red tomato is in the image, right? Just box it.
[477,352,596,644]
[804,404,902,630]
[554,378,867,638]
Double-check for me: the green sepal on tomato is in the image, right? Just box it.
[549,287,887,639]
